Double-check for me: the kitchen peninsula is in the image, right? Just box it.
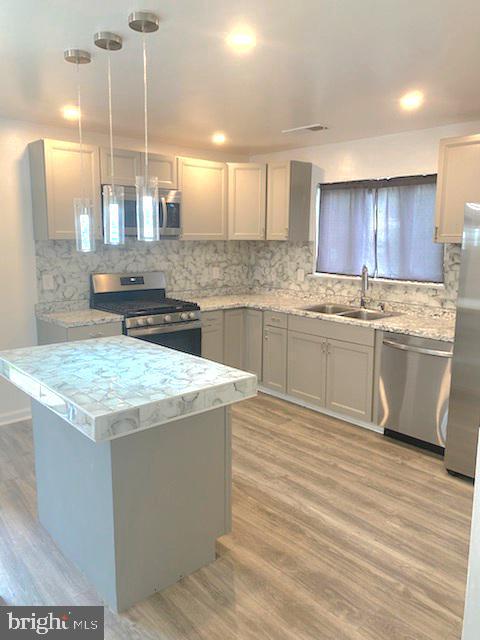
[0,336,256,612]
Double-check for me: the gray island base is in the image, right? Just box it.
[32,400,232,612]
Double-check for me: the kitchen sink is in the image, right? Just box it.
[339,309,397,321]
[302,303,357,314]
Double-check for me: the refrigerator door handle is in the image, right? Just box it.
[383,339,452,359]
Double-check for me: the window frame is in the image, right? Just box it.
[314,174,445,285]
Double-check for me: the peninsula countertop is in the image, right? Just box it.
[36,293,456,342]
[0,335,257,442]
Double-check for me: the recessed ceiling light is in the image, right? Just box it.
[226,28,256,54]
[400,90,424,111]
[62,105,81,121]
[212,132,226,145]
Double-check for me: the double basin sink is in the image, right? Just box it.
[301,303,398,321]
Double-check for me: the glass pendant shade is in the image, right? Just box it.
[74,198,96,253]
[102,184,125,245]
[136,176,159,241]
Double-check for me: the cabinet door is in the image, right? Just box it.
[223,309,245,369]
[266,161,290,240]
[202,311,224,363]
[144,153,177,189]
[178,157,227,240]
[262,326,287,393]
[325,339,373,421]
[287,331,326,407]
[435,134,480,243]
[227,163,266,239]
[44,139,101,239]
[244,309,263,380]
[100,148,142,186]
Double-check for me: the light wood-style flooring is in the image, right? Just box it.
[0,393,474,639]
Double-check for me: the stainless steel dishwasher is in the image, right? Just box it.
[378,332,453,452]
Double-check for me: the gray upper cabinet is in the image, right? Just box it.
[435,134,480,243]
[227,163,266,240]
[223,309,245,369]
[29,139,102,241]
[262,325,287,393]
[179,157,228,240]
[100,149,177,189]
[244,309,263,381]
[325,339,374,421]
[100,148,142,186]
[201,310,224,364]
[266,160,314,242]
[287,330,326,407]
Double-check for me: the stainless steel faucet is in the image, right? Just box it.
[360,265,369,308]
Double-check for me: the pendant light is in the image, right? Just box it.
[129,11,160,242]
[94,32,125,246]
[64,49,96,253]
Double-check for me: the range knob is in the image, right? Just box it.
[147,317,155,325]
[137,317,146,326]
[180,312,189,320]
[164,314,172,323]
[188,311,197,320]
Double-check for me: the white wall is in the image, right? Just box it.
[251,120,480,181]
[0,117,247,425]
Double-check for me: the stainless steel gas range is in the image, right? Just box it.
[90,271,201,356]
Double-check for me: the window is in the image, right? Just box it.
[316,175,443,283]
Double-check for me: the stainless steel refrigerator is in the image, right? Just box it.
[445,202,480,478]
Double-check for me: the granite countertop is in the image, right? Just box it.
[195,294,456,342]
[0,336,256,442]
[36,293,456,342]
[36,309,123,328]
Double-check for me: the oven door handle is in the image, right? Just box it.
[127,321,201,337]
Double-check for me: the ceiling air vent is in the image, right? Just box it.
[282,124,328,134]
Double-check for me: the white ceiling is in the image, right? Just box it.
[2,0,480,154]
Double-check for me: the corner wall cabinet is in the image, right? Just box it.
[435,133,480,243]
[178,157,228,240]
[266,160,313,242]
[227,163,266,240]
[29,139,102,241]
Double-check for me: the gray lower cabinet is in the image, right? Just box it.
[201,311,224,363]
[287,330,326,406]
[262,325,287,393]
[37,320,122,345]
[223,309,245,369]
[244,309,263,381]
[325,338,374,421]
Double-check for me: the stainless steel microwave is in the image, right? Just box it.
[102,185,181,238]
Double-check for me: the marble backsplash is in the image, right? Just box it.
[35,240,250,311]
[35,239,461,315]
[249,242,461,313]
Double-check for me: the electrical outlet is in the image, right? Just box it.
[296,269,305,282]
[42,274,55,291]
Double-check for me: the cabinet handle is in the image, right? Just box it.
[264,334,269,341]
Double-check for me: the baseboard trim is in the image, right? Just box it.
[257,386,384,435]
[0,408,32,427]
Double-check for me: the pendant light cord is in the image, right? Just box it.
[76,62,85,202]
[107,51,115,186]
[142,33,149,183]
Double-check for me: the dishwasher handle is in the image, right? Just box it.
[383,338,452,358]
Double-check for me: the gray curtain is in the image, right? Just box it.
[376,182,443,282]
[316,187,376,276]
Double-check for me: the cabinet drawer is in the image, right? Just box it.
[202,310,223,328]
[67,322,123,342]
[288,315,374,346]
[264,311,288,329]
